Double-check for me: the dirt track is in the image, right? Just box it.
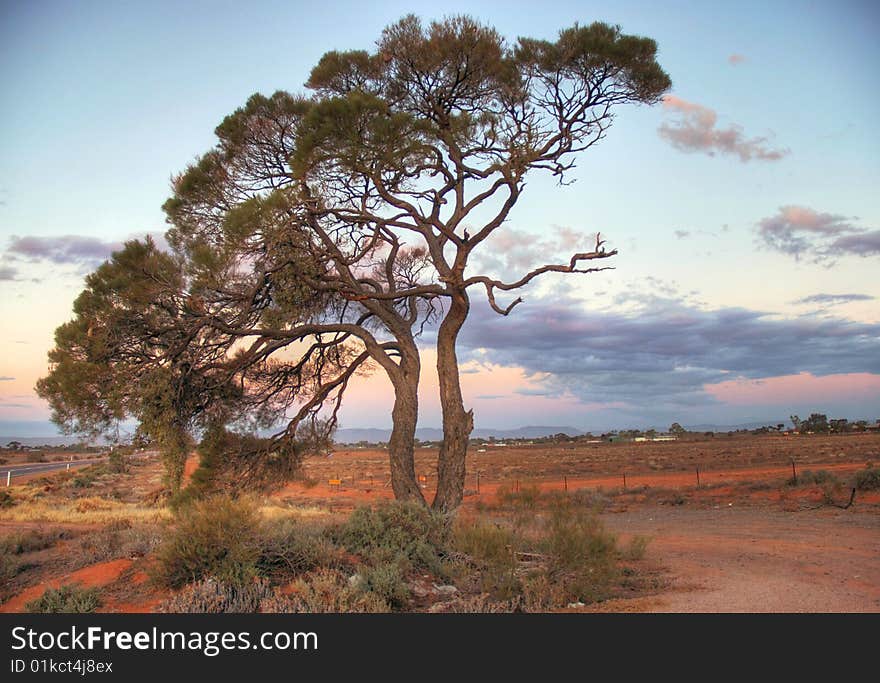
[601,507,880,612]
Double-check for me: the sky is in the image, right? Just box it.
[1,0,879,435]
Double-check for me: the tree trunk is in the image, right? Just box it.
[387,354,426,504]
[432,290,473,513]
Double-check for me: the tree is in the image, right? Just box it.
[669,423,686,436]
[35,239,339,492]
[301,16,671,511]
[39,15,670,511]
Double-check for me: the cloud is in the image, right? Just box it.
[658,95,789,162]
[4,232,171,269]
[7,234,125,265]
[0,376,15,381]
[674,230,690,239]
[0,265,18,280]
[469,226,606,282]
[756,206,878,261]
[475,394,504,400]
[728,54,747,65]
[792,293,875,306]
[452,290,880,423]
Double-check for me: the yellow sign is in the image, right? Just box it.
[328,479,341,486]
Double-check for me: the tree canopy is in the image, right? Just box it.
[38,15,670,509]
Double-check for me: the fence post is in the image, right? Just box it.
[790,459,797,484]
[623,472,627,490]
[476,472,480,494]
[6,471,10,487]
[564,475,568,492]
[696,467,701,487]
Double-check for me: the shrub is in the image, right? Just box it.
[26,585,102,613]
[619,535,650,561]
[333,501,448,573]
[787,469,838,487]
[151,495,262,588]
[260,568,389,613]
[75,522,161,564]
[0,489,14,508]
[108,451,129,474]
[356,562,410,609]
[256,517,345,579]
[452,520,521,599]
[159,578,274,613]
[540,502,618,604]
[854,467,880,491]
[496,484,542,510]
[0,529,64,556]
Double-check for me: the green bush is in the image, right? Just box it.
[257,517,345,579]
[854,467,880,491]
[356,562,410,609]
[0,529,64,556]
[0,489,14,508]
[540,502,618,604]
[787,469,838,487]
[151,495,263,588]
[108,451,129,474]
[452,520,521,599]
[26,585,102,613]
[333,501,449,573]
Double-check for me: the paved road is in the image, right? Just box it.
[1,457,106,483]
[1,451,158,484]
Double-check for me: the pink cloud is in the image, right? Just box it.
[705,372,880,406]
[659,95,788,162]
[728,54,747,66]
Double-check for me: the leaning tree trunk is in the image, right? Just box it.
[387,353,426,504]
[433,290,473,513]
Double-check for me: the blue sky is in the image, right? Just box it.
[1,0,879,434]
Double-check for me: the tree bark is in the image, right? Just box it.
[432,290,473,513]
[387,351,426,504]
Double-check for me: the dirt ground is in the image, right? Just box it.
[2,432,878,612]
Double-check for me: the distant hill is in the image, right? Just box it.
[334,425,585,444]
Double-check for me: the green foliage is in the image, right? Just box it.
[540,502,619,604]
[355,562,410,609]
[452,520,521,599]
[787,469,839,487]
[333,501,449,573]
[151,495,263,588]
[256,517,345,579]
[854,467,880,491]
[0,489,16,509]
[26,585,102,613]
[108,450,129,474]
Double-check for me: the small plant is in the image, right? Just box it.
[26,585,102,613]
[452,520,521,599]
[356,562,410,609]
[159,578,274,613]
[151,495,262,588]
[333,501,448,573]
[620,535,650,561]
[854,466,880,491]
[787,470,838,487]
[108,451,129,474]
[0,489,14,508]
[257,517,344,579]
[260,568,389,613]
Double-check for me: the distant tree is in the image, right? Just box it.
[669,423,686,436]
[5,441,22,451]
[790,415,801,431]
[801,413,829,433]
[776,423,785,432]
